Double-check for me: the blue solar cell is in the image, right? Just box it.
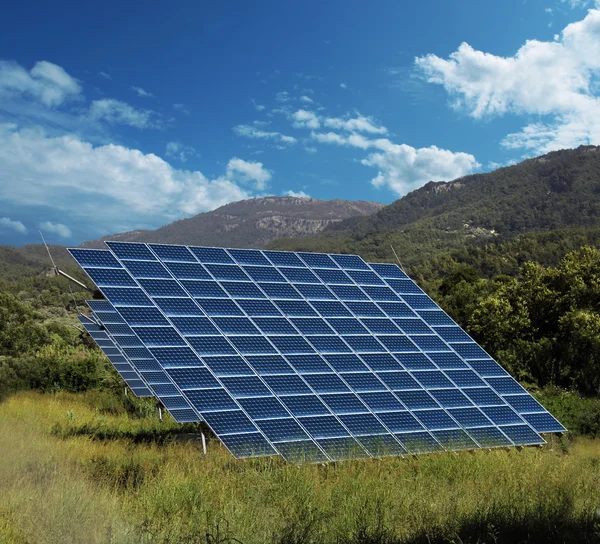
[347,270,385,285]
[369,263,407,279]
[329,285,368,300]
[93,311,125,323]
[378,302,416,318]
[259,282,301,299]
[339,413,387,435]
[378,371,420,390]
[469,359,510,377]
[331,254,370,270]
[213,317,259,334]
[322,353,368,372]
[228,249,271,266]
[171,317,219,335]
[522,412,565,433]
[359,391,405,412]
[395,390,438,410]
[280,395,331,417]
[414,410,458,430]
[433,429,477,450]
[386,279,422,294]
[246,355,294,375]
[286,354,331,373]
[105,242,156,260]
[314,269,353,285]
[133,327,186,346]
[447,407,492,428]
[253,318,296,335]
[327,318,368,334]
[411,335,451,351]
[203,356,254,376]
[343,335,385,352]
[462,388,504,408]
[341,372,386,392]
[237,396,289,419]
[299,253,337,268]
[446,370,486,387]
[102,288,153,306]
[203,410,257,435]
[396,431,442,453]
[427,352,467,369]
[123,347,153,359]
[154,298,204,316]
[263,375,312,395]
[298,416,349,439]
[70,249,121,268]
[222,281,265,299]
[294,284,335,299]
[189,247,234,264]
[170,409,200,423]
[275,300,317,316]
[303,373,350,393]
[394,319,433,335]
[135,359,162,371]
[402,295,438,309]
[162,396,193,409]
[430,389,473,408]
[166,367,219,389]
[221,376,271,397]
[122,260,171,278]
[310,300,351,317]
[264,251,306,267]
[269,335,314,354]
[500,425,545,445]
[486,376,526,395]
[359,435,407,456]
[138,279,187,297]
[149,244,195,262]
[197,298,244,316]
[451,343,490,359]
[418,310,455,326]
[503,394,545,413]
[256,418,310,442]
[317,437,367,460]
[104,323,134,335]
[206,264,250,281]
[433,326,472,342]
[221,433,276,458]
[378,411,423,432]
[244,266,286,282]
[279,267,320,283]
[481,406,524,425]
[377,335,418,352]
[362,286,401,301]
[468,427,513,447]
[275,441,328,463]
[182,280,228,298]
[152,383,180,396]
[320,393,368,414]
[237,299,281,316]
[186,389,238,411]
[290,318,334,335]
[413,371,454,389]
[309,336,352,353]
[228,336,277,354]
[361,319,400,334]
[164,262,211,280]
[345,301,385,317]
[85,268,137,287]
[187,336,237,355]
[360,353,402,371]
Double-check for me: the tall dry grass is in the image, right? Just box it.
[0,391,599,543]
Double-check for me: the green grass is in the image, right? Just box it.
[0,391,599,544]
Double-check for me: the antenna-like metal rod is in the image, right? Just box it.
[40,230,57,269]
[390,245,405,272]
[56,268,93,291]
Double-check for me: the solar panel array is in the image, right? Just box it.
[69,242,566,462]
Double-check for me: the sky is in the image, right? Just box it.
[1,0,600,246]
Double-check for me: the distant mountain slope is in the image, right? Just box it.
[81,196,384,249]
[269,146,600,266]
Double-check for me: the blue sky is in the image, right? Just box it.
[1,0,599,246]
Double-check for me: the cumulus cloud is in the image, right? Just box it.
[291,109,320,129]
[88,99,160,129]
[324,114,387,134]
[0,216,27,234]
[130,86,153,97]
[300,95,314,103]
[416,8,600,153]
[99,71,112,80]
[0,123,264,232]
[165,141,198,162]
[284,190,311,198]
[233,124,297,145]
[225,157,272,190]
[0,60,81,107]
[39,221,72,239]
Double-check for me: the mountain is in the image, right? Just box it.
[81,196,384,249]
[268,146,600,271]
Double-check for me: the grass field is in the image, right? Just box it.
[0,391,599,544]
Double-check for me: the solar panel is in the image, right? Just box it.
[69,243,566,462]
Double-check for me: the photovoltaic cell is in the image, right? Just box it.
[69,244,565,462]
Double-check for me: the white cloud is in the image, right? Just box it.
[340,82,348,89]
[225,157,272,190]
[99,71,112,80]
[173,103,191,115]
[284,190,311,198]
[311,131,346,144]
[0,216,27,234]
[130,86,153,97]
[252,99,265,111]
[292,109,320,129]
[300,95,314,103]
[0,123,261,232]
[165,141,198,162]
[88,99,160,129]
[233,124,297,145]
[324,114,387,134]
[416,8,600,154]
[0,60,81,107]
[275,91,290,102]
[39,221,72,239]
